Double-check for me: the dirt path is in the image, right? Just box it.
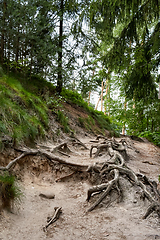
[0,136,160,240]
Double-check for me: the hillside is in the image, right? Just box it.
[0,70,115,150]
[0,71,160,240]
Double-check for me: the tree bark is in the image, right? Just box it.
[56,0,64,94]
[0,1,6,64]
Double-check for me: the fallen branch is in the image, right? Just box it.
[43,207,62,231]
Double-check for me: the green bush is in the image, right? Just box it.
[61,88,87,107]
[0,172,22,211]
[139,131,160,147]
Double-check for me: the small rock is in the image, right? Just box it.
[39,193,55,199]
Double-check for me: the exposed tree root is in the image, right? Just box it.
[0,148,88,172]
[142,202,160,219]
[90,138,127,161]
[41,150,88,171]
[51,142,72,157]
[39,193,55,199]
[87,169,120,212]
[86,139,160,219]
[0,150,38,171]
[69,136,89,150]
[0,136,159,221]
[55,171,76,182]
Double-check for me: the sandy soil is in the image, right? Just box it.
[0,135,160,240]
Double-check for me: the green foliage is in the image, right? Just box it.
[0,74,49,147]
[125,98,160,135]
[78,116,95,132]
[139,131,160,147]
[61,88,116,133]
[46,96,63,110]
[57,110,70,133]
[0,172,22,210]
[90,109,111,131]
[61,88,88,108]
[12,74,56,97]
[0,65,4,77]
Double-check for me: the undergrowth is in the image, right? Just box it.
[61,88,116,134]
[57,110,70,133]
[0,67,117,147]
[0,73,49,148]
[0,172,22,211]
[139,131,160,147]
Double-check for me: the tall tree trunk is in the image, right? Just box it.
[15,26,20,64]
[104,81,109,115]
[88,69,95,106]
[7,33,10,73]
[95,80,107,110]
[101,81,103,112]
[88,91,91,106]
[95,93,101,110]
[104,68,110,116]
[122,102,127,135]
[0,1,6,64]
[56,0,63,94]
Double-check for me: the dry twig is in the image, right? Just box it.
[43,207,62,231]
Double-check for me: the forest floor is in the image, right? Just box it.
[0,134,160,240]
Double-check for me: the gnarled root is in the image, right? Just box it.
[87,169,120,212]
[142,202,160,219]
[87,140,160,219]
[51,142,71,157]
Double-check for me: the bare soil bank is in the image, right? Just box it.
[0,135,160,240]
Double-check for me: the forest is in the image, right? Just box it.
[0,1,160,239]
[0,0,160,143]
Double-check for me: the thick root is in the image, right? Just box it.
[87,169,119,212]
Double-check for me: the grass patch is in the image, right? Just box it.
[61,88,116,134]
[78,116,95,131]
[0,67,118,146]
[57,110,70,133]
[0,172,23,211]
[0,74,49,147]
